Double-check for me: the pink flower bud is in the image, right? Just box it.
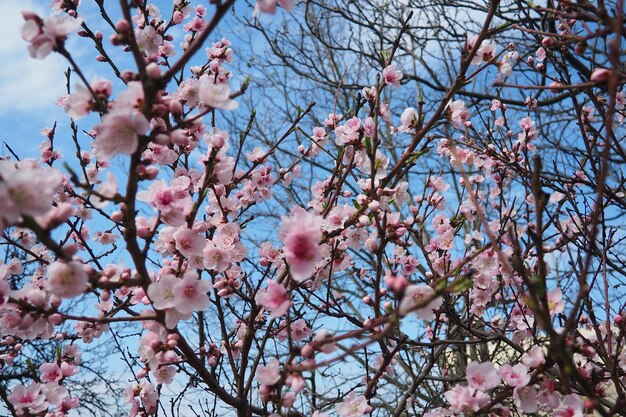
[590,68,611,83]
[368,200,380,212]
[116,19,130,33]
[541,37,554,48]
[146,63,162,78]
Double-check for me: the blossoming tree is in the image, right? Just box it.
[1,1,625,417]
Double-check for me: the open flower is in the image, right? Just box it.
[93,110,151,160]
[255,280,291,318]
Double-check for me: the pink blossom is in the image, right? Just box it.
[446,100,469,128]
[590,68,611,83]
[398,107,418,133]
[93,110,151,160]
[254,0,294,15]
[173,227,205,257]
[46,261,89,298]
[171,272,211,314]
[41,382,69,406]
[22,12,82,59]
[499,363,530,387]
[256,358,281,385]
[513,385,539,413]
[521,345,545,368]
[8,383,48,415]
[153,365,176,385]
[39,363,63,383]
[398,284,442,320]
[547,287,564,315]
[467,35,496,65]
[203,244,232,272]
[444,385,490,412]
[382,65,403,87]
[335,392,371,417]
[147,274,178,311]
[255,280,291,318]
[0,160,63,225]
[466,361,500,391]
[554,394,584,417]
[280,208,323,282]
[135,26,163,56]
[62,84,92,120]
[0,279,9,308]
[198,76,238,110]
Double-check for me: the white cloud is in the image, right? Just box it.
[0,0,68,115]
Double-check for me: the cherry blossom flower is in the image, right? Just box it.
[335,392,371,417]
[513,385,540,412]
[46,261,89,298]
[444,385,490,413]
[398,284,442,320]
[39,363,63,383]
[446,100,469,128]
[136,26,163,56]
[0,160,63,226]
[554,394,584,417]
[93,110,151,160]
[171,272,211,315]
[147,274,178,311]
[254,0,294,15]
[256,358,281,385]
[173,227,205,257]
[499,363,530,387]
[280,208,324,282]
[466,361,501,391]
[382,65,403,87]
[198,76,238,110]
[22,12,82,59]
[398,108,418,133]
[547,287,564,315]
[255,280,291,318]
[8,383,48,415]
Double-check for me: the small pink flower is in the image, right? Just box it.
[446,100,469,128]
[147,274,178,311]
[172,272,211,315]
[280,208,323,282]
[398,285,442,320]
[547,287,564,315]
[382,65,403,87]
[466,361,500,391]
[554,394,584,417]
[8,383,48,415]
[513,385,539,413]
[39,363,63,383]
[198,76,238,110]
[499,363,530,387]
[253,0,294,15]
[46,261,89,299]
[173,227,205,257]
[256,358,281,386]
[203,244,231,272]
[590,68,611,83]
[521,345,545,368]
[153,365,176,385]
[335,392,371,417]
[93,110,151,160]
[255,280,291,318]
[444,385,490,412]
[398,107,418,133]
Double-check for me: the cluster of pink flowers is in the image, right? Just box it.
[1,2,624,417]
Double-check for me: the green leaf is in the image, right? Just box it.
[405,147,431,165]
[449,276,473,293]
